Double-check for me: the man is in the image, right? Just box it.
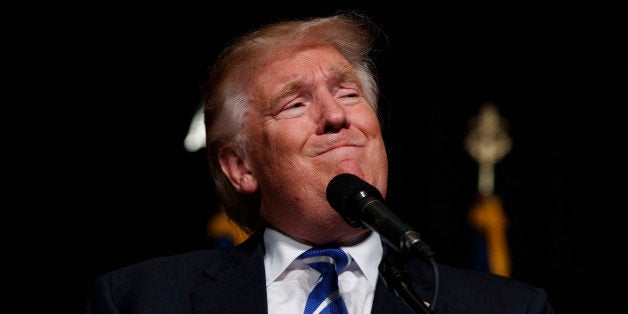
[85,12,554,313]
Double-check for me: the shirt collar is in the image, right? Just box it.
[263,227,383,287]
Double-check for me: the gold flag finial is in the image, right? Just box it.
[464,102,512,197]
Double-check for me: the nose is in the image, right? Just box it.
[316,92,349,134]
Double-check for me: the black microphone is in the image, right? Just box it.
[326,173,435,260]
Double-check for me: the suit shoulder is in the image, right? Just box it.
[403,260,553,313]
[435,263,542,293]
[436,264,553,312]
[102,249,218,281]
[85,249,225,313]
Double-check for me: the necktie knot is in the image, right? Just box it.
[298,247,350,314]
[298,247,351,273]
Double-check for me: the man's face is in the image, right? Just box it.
[243,45,388,244]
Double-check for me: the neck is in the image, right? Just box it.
[267,225,372,247]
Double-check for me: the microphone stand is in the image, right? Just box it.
[379,255,431,314]
[379,231,440,314]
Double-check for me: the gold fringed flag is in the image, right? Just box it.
[467,194,511,277]
[207,208,250,249]
[464,102,512,278]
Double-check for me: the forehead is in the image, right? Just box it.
[249,45,357,96]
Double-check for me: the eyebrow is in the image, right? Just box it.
[271,77,304,107]
[333,65,361,84]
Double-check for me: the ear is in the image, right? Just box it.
[218,145,259,194]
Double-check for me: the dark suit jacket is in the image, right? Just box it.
[85,228,554,313]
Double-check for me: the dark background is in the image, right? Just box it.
[11,0,626,313]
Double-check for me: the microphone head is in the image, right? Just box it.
[326,173,383,227]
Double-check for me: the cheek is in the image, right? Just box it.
[259,123,309,160]
[354,108,383,137]
[272,111,318,140]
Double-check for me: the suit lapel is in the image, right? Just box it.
[190,230,268,314]
[372,276,416,313]
[373,274,450,313]
[373,243,449,313]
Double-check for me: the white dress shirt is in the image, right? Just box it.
[264,227,383,314]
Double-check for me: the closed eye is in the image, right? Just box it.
[276,100,307,119]
[286,102,305,109]
[337,88,361,104]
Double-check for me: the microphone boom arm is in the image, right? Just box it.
[355,194,435,260]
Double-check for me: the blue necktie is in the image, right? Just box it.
[298,247,351,314]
